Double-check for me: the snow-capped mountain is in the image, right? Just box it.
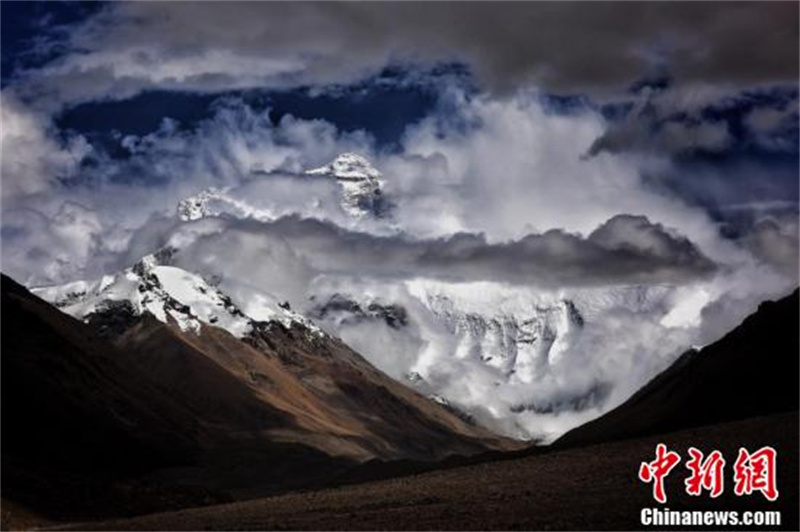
[35,152,711,444]
[177,188,225,221]
[305,153,387,218]
[411,287,584,383]
[175,153,388,222]
[404,280,675,383]
[33,247,317,338]
[45,153,392,338]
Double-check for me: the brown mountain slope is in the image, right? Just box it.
[100,311,518,500]
[112,315,511,463]
[0,274,515,526]
[555,288,799,448]
[1,275,216,525]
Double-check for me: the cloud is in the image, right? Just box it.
[7,2,798,110]
[1,202,104,285]
[0,94,91,201]
[589,115,733,157]
[152,213,716,291]
[4,90,788,291]
[740,216,799,278]
[110,99,375,188]
[586,84,743,158]
[587,82,799,161]
[377,89,748,275]
[0,97,375,284]
[746,106,791,133]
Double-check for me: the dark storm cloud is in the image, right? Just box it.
[8,2,798,109]
[587,84,799,158]
[170,214,716,288]
[740,216,799,278]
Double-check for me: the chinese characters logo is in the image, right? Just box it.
[638,445,778,503]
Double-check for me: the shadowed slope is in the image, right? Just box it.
[556,289,799,448]
[1,273,514,527]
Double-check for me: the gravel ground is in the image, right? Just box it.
[61,412,798,531]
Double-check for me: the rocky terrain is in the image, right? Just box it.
[57,413,800,531]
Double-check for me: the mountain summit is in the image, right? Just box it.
[175,154,388,222]
[177,188,225,222]
[305,153,386,218]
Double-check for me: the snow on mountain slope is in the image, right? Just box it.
[39,154,390,337]
[33,248,317,338]
[404,280,679,383]
[307,278,695,442]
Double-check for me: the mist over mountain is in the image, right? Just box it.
[27,148,797,442]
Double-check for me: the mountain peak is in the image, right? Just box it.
[305,153,386,218]
[305,153,382,182]
[174,154,387,222]
[177,188,224,221]
[32,252,318,339]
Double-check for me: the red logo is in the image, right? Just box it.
[638,444,779,503]
[639,443,682,503]
[733,446,779,501]
[685,447,726,498]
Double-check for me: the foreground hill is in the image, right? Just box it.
[62,413,799,531]
[0,274,512,527]
[556,289,799,448]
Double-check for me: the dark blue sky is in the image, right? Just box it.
[1,0,103,82]
[54,73,445,154]
[3,1,446,151]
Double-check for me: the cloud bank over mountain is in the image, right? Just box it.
[1,2,797,440]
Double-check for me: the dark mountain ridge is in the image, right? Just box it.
[556,288,799,447]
